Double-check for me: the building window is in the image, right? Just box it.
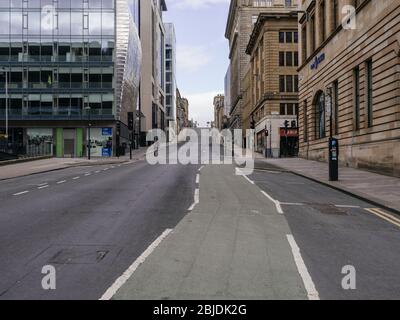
[333,80,339,135]
[315,91,326,139]
[280,103,286,115]
[320,0,326,42]
[279,75,285,92]
[286,52,293,67]
[294,52,299,66]
[366,59,373,127]
[301,25,307,62]
[279,31,285,43]
[279,52,285,66]
[333,0,339,30]
[304,100,308,142]
[353,66,360,130]
[310,12,316,53]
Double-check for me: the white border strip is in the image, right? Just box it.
[287,234,320,300]
[100,228,173,300]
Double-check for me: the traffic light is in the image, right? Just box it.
[116,122,121,136]
[284,120,289,134]
[128,112,134,131]
[291,120,297,128]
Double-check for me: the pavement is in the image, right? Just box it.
[0,147,150,181]
[255,157,400,214]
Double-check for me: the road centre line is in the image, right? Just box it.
[13,191,29,196]
[195,174,200,184]
[57,180,66,184]
[38,185,49,189]
[100,228,173,300]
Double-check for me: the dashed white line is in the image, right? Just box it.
[37,183,48,187]
[261,190,283,214]
[198,165,205,171]
[287,234,320,300]
[72,176,80,180]
[100,228,173,300]
[38,185,49,189]
[195,174,200,184]
[242,174,255,185]
[95,170,101,173]
[13,191,29,196]
[84,173,91,176]
[57,180,66,184]
[335,205,360,209]
[103,168,109,171]
[188,188,200,211]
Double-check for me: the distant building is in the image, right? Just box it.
[298,0,400,176]
[246,7,299,158]
[213,94,225,131]
[139,0,167,145]
[164,23,177,141]
[176,88,189,134]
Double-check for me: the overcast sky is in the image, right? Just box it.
[164,0,230,126]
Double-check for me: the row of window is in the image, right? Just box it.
[280,103,299,116]
[304,59,373,142]
[0,93,114,116]
[0,11,115,36]
[0,41,114,62]
[279,31,298,44]
[0,0,114,9]
[279,51,299,67]
[279,75,299,93]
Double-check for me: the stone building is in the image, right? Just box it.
[213,94,225,130]
[245,7,299,157]
[225,0,292,131]
[298,0,400,176]
[176,88,189,134]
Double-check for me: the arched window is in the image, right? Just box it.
[315,91,326,139]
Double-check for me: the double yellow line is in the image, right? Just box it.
[365,208,400,228]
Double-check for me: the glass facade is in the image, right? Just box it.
[0,0,117,119]
[0,0,142,158]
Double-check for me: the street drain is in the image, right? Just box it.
[49,248,109,264]
[306,203,348,215]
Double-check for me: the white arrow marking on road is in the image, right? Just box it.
[100,228,173,300]
[287,234,320,300]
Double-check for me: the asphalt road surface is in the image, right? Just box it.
[0,142,399,299]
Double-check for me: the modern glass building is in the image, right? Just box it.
[0,0,141,158]
[164,22,176,140]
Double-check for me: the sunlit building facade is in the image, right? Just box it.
[0,0,141,157]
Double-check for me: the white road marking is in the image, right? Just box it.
[335,205,360,209]
[57,180,66,184]
[260,190,283,214]
[103,168,109,171]
[95,170,101,173]
[188,188,200,211]
[37,183,48,187]
[13,191,29,196]
[198,165,205,171]
[195,174,200,184]
[84,173,91,176]
[280,202,305,206]
[242,174,255,185]
[286,234,320,300]
[72,176,80,180]
[100,228,173,300]
[38,185,49,189]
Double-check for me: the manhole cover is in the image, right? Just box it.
[306,203,348,215]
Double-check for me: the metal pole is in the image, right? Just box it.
[5,70,8,144]
[87,108,91,160]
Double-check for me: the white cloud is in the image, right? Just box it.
[177,45,212,73]
[171,0,230,10]
[183,91,223,127]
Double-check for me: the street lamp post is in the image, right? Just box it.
[1,67,8,144]
[84,106,91,160]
